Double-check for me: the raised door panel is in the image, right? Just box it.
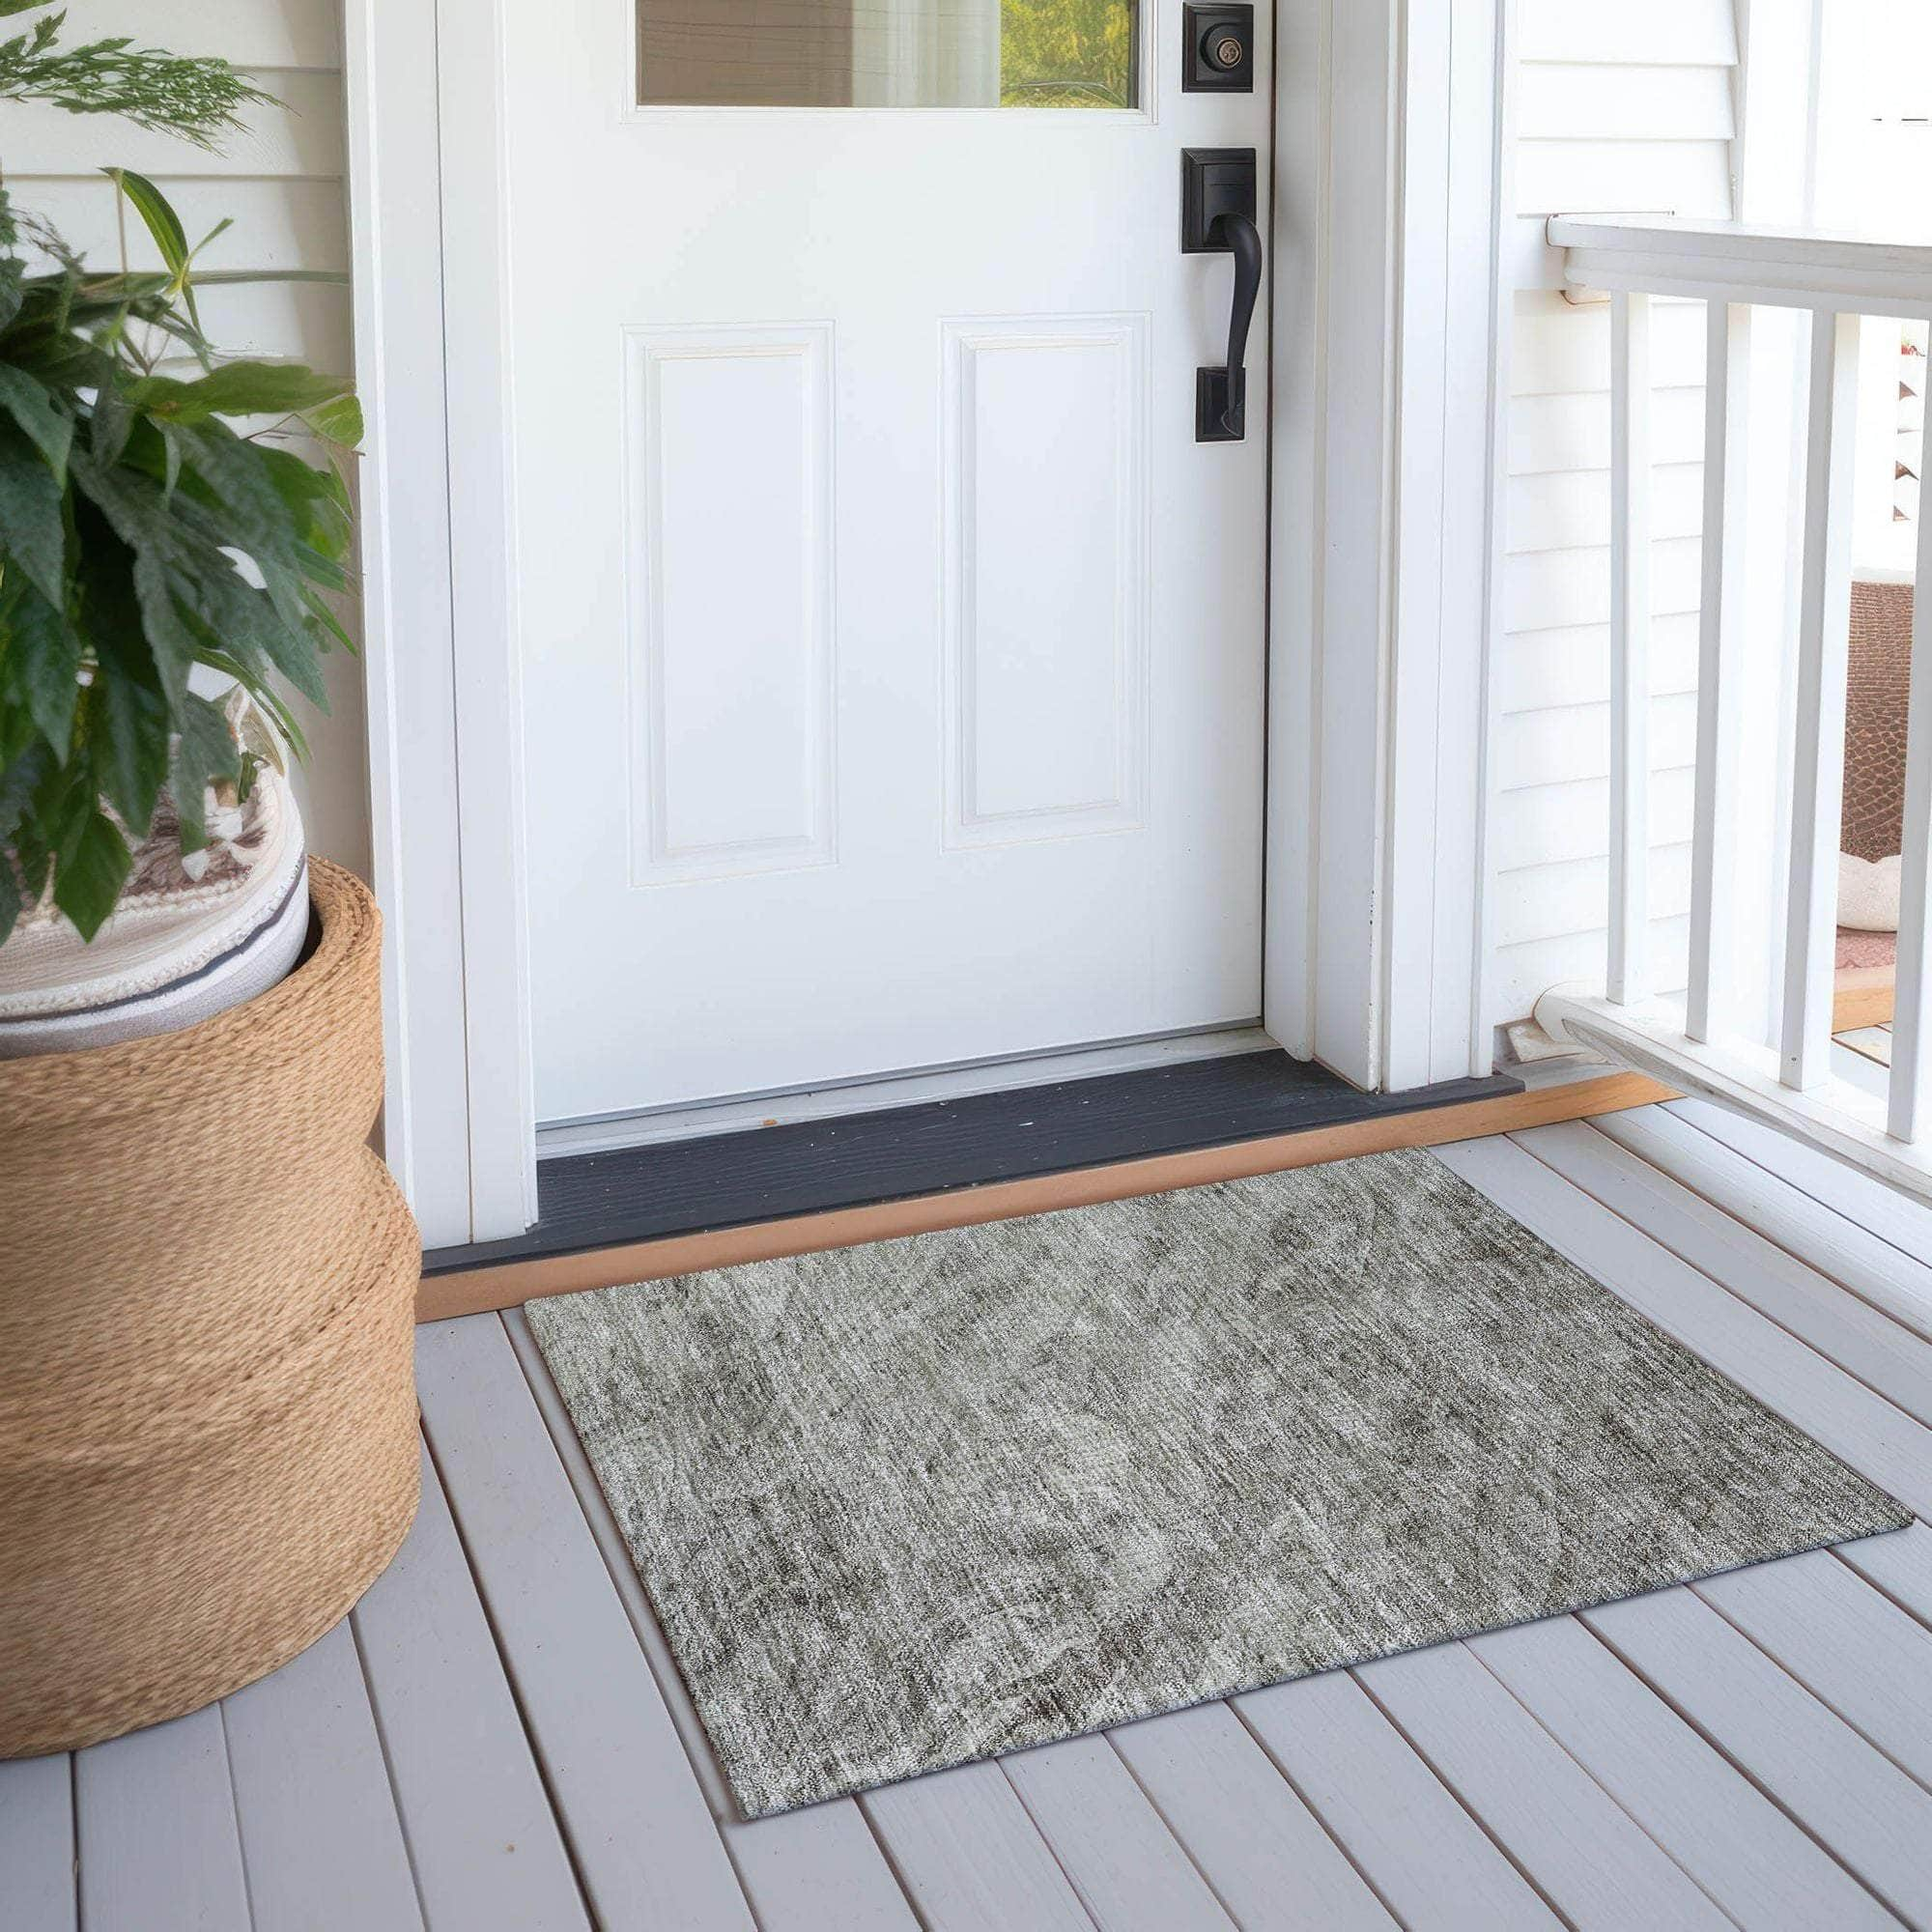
[942,316,1150,848]
[624,324,837,885]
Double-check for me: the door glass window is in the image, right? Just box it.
[637,1,1140,110]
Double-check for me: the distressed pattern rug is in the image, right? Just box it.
[526,1146,1910,1818]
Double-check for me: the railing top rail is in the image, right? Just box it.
[1547,216,1932,318]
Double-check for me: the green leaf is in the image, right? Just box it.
[0,364,72,478]
[88,665,169,833]
[0,573,82,748]
[0,421,67,609]
[168,425,344,662]
[299,391,362,447]
[0,742,39,940]
[0,737,52,848]
[299,581,356,655]
[105,169,212,336]
[0,1,55,18]
[173,417,298,561]
[50,804,131,942]
[73,528,170,833]
[12,824,50,908]
[125,359,354,425]
[6,326,115,394]
[158,419,183,498]
[89,382,134,467]
[0,693,36,770]
[169,688,242,854]
[133,554,199,704]
[67,451,198,703]
[105,169,189,284]
[179,560,327,708]
[188,215,233,262]
[68,443,171,554]
[258,444,353,559]
[0,257,25,334]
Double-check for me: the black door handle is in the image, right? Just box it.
[1180,148,1261,441]
[1210,210,1262,439]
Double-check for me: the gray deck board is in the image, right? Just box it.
[0,1752,75,1932]
[1698,1551,1932,1789]
[500,1313,738,1817]
[1236,1667,1561,1930]
[1586,1581,1932,1922]
[351,1443,587,1932]
[1467,1611,1897,1927]
[1355,1637,1730,1928]
[1528,1117,1932,1423]
[415,1317,754,1932]
[21,1101,1932,1932]
[1667,1096,1932,1285]
[1002,1734,1237,1931]
[74,1704,251,1932]
[1107,1700,1398,1931]
[862,1760,1098,1932]
[221,1616,423,1931]
[720,1804,921,1932]
[1594,1104,1932,1344]
[1839,1520,1932,1623]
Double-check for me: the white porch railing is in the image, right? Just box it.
[1532,217,1932,1204]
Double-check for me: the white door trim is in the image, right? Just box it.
[345,0,535,1247]
[1391,0,1511,1090]
[1267,0,1509,1091]
[347,0,1510,1245]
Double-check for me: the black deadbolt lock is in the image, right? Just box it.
[1182,4,1255,93]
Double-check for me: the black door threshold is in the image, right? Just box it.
[423,1051,1520,1277]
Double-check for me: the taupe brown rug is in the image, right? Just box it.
[526,1147,1910,1818]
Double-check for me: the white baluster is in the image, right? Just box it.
[1782,310,1861,1090]
[1688,301,1752,1043]
[1890,376,1932,1142]
[1608,290,1651,1006]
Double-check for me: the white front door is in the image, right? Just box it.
[503,1,1274,1125]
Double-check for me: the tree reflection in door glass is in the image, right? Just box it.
[1001,0,1137,110]
[635,1,1138,110]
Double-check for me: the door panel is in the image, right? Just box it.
[943,316,1149,845]
[506,0,1272,1123]
[624,324,836,885]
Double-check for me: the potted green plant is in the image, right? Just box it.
[0,8,420,1757]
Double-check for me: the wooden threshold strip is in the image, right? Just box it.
[416,1070,1676,1323]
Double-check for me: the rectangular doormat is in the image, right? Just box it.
[526,1146,1910,1818]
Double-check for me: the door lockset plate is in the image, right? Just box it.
[1181,150,1261,441]
[1181,5,1255,93]
[1179,147,1257,255]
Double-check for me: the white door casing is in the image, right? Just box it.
[505,2,1274,1125]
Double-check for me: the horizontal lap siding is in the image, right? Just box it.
[3,2,368,880]
[1492,0,1739,1023]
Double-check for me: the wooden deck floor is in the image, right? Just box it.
[8,1098,1932,1930]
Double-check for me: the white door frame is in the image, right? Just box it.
[344,0,1509,1247]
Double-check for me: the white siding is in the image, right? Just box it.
[1492,0,1740,1023]
[2,2,366,879]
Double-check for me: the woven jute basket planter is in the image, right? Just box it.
[0,859,421,1758]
